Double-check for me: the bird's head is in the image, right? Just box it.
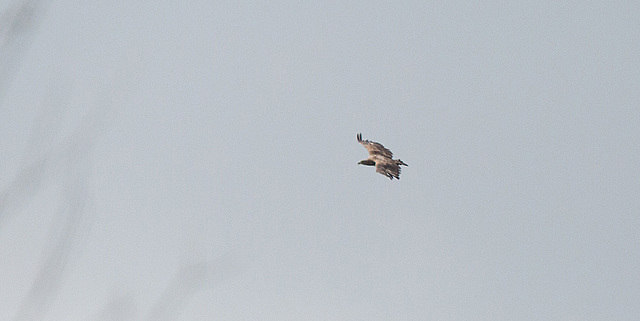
[358,159,375,166]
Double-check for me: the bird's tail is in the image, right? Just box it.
[396,159,408,166]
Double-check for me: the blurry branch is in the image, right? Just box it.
[0,86,66,224]
[13,151,91,321]
[1,1,113,318]
[0,153,49,222]
[0,0,51,102]
[7,93,113,320]
[145,252,241,321]
[0,0,52,215]
[93,294,138,321]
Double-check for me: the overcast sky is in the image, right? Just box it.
[1,1,639,320]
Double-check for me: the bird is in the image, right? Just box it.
[357,133,407,180]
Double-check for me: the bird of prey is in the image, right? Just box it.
[357,133,407,180]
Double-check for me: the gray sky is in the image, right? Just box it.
[1,0,639,320]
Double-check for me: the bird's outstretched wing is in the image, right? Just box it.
[376,160,401,180]
[357,133,393,158]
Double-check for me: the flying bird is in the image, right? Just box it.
[357,133,407,180]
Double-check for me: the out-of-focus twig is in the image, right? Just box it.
[145,252,241,321]
[12,140,92,321]
[7,90,113,321]
[0,86,66,225]
[93,294,138,321]
[0,0,51,102]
